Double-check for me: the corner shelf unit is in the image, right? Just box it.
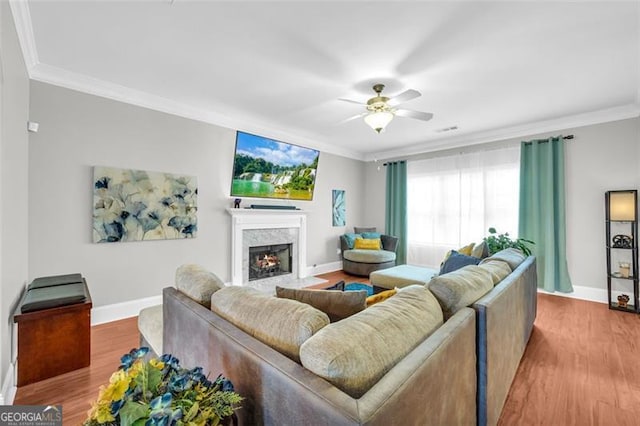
[605,190,639,313]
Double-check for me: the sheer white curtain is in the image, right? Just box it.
[407,146,520,268]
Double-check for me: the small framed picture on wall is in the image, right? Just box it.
[332,189,346,227]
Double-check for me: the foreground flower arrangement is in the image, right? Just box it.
[84,347,242,426]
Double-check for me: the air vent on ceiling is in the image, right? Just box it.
[435,126,458,133]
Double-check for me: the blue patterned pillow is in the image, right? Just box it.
[361,232,382,240]
[439,250,481,275]
[343,233,362,249]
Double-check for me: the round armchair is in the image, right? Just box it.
[340,227,399,277]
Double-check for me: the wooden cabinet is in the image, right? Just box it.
[605,190,639,313]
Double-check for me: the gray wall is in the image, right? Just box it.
[0,1,30,397]
[364,117,640,292]
[28,81,366,308]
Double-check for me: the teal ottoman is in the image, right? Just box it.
[370,265,438,291]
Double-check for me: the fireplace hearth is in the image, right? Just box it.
[249,243,292,281]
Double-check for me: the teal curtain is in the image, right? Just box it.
[385,161,407,265]
[519,136,573,292]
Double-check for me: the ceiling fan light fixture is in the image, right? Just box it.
[364,110,394,134]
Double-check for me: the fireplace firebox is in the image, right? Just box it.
[249,243,292,281]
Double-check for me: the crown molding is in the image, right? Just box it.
[364,104,640,162]
[9,0,38,71]
[28,62,366,161]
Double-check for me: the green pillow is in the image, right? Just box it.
[343,233,361,249]
[361,232,382,240]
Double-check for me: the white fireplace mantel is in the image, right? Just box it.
[226,208,309,286]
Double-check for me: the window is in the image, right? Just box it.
[407,146,520,268]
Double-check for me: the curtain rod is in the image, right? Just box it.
[382,135,575,165]
[522,134,574,145]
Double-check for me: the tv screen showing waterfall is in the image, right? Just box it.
[230,131,320,201]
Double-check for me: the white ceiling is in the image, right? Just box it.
[12,1,640,161]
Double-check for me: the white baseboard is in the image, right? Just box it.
[304,261,343,277]
[538,284,628,305]
[91,262,342,326]
[1,362,16,405]
[91,295,162,326]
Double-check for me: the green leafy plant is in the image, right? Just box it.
[84,347,242,426]
[483,227,534,256]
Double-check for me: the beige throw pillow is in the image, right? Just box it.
[275,287,367,322]
[471,241,490,258]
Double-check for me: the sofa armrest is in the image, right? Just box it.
[472,256,537,426]
[339,235,350,254]
[358,307,476,425]
[381,235,399,253]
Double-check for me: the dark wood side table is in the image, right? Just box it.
[13,281,92,386]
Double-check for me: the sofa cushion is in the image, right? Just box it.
[478,259,512,285]
[299,285,443,398]
[211,286,329,362]
[428,265,494,319]
[343,249,396,264]
[275,286,367,322]
[175,264,224,308]
[481,248,526,270]
[353,238,381,250]
[138,304,163,356]
[439,250,481,275]
[354,226,377,234]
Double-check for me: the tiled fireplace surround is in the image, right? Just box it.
[227,209,310,290]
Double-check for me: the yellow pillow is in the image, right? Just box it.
[442,242,475,264]
[354,238,381,250]
[366,289,397,307]
[458,243,475,256]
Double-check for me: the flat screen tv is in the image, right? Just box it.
[230,131,320,201]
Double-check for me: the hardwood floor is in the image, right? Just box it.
[14,273,640,425]
[498,294,640,426]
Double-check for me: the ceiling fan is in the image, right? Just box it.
[339,84,434,134]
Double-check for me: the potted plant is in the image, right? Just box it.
[84,347,242,426]
[483,227,534,256]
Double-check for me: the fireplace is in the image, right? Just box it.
[227,208,309,287]
[249,243,292,281]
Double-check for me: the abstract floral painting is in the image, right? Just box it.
[93,166,197,243]
[332,189,346,227]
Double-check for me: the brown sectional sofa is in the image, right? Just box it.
[162,249,537,426]
[164,286,476,425]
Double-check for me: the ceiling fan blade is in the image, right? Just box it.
[395,109,434,121]
[338,112,368,125]
[338,98,366,106]
[388,89,421,106]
